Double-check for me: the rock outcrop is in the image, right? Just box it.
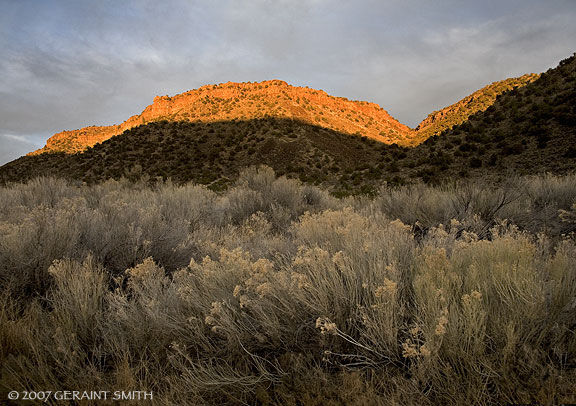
[29,74,543,156]
[31,80,413,155]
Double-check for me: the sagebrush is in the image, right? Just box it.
[1,167,576,405]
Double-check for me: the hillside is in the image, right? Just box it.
[30,80,412,155]
[413,73,540,145]
[0,119,407,196]
[403,53,576,182]
[29,74,538,156]
[2,54,575,191]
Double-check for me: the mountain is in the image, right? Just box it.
[30,80,412,155]
[2,54,575,192]
[402,53,576,182]
[412,74,540,145]
[29,74,540,156]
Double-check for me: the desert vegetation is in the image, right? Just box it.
[414,73,540,143]
[415,53,576,181]
[1,166,576,405]
[3,102,575,195]
[0,119,401,195]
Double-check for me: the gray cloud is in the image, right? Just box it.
[1,0,575,165]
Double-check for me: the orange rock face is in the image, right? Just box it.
[30,80,414,155]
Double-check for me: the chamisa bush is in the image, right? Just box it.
[1,166,575,405]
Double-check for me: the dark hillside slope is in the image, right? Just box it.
[0,119,409,195]
[413,74,539,144]
[399,53,576,183]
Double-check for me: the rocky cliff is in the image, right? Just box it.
[30,80,413,155]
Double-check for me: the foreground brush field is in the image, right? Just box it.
[1,166,576,405]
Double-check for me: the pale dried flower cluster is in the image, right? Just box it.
[291,272,310,289]
[316,317,338,335]
[374,278,397,299]
[402,339,431,358]
[435,309,449,336]
[462,290,483,307]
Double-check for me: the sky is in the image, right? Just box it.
[1,0,575,165]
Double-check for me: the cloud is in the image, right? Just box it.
[0,0,575,162]
[332,2,576,126]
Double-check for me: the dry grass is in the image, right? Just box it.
[1,167,575,405]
